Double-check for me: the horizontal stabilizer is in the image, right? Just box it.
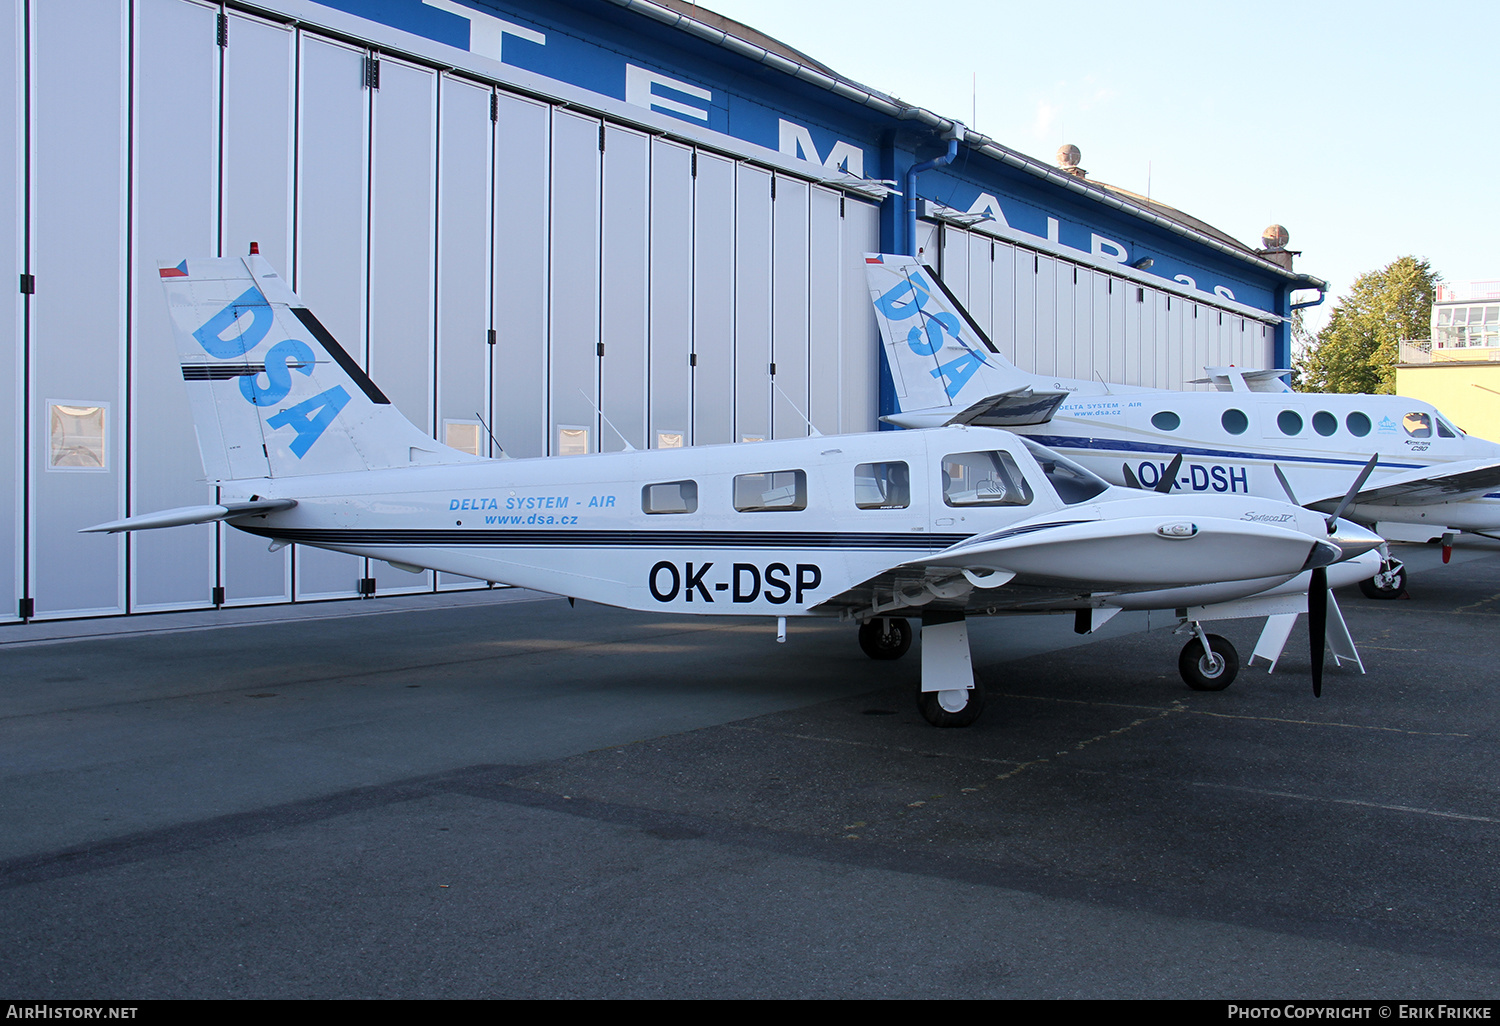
[1188,367,1293,393]
[882,388,1069,429]
[1305,457,1500,509]
[81,498,297,534]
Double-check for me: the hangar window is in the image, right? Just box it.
[557,426,589,456]
[942,451,1034,507]
[1151,411,1181,431]
[48,402,107,470]
[1221,409,1249,435]
[854,462,910,509]
[1403,412,1432,438]
[1312,411,1338,437]
[1346,412,1372,436]
[444,421,481,456]
[1277,410,1304,435]
[642,480,698,515]
[734,470,807,512]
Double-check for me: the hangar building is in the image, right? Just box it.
[2,0,1325,621]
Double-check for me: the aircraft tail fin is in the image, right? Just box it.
[865,253,1039,420]
[160,253,481,482]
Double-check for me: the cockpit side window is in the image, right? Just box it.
[1437,417,1457,438]
[942,451,1035,507]
[1019,438,1109,504]
[1403,412,1432,438]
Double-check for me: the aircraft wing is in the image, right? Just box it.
[880,388,1069,429]
[1303,458,1500,510]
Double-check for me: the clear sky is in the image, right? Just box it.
[701,0,1498,333]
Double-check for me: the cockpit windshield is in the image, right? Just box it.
[1021,438,1111,504]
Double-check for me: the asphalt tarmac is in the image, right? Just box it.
[1,540,1498,999]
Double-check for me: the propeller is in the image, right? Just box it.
[1323,454,1379,533]
[1276,454,1378,698]
[1120,454,1182,492]
[1309,565,1328,697]
[1154,453,1184,494]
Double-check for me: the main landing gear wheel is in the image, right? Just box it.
[917,682,986,728]
[858,617,912,660]
[1359,563,1407,600]
[1178,634,1239,691]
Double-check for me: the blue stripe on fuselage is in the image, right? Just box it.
[1025,433,1426,471]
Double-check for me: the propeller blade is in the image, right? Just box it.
[1309,565,1328,697]
[1122,463,1142,489]
[1325,454,1379,532]
[1154,453,1184,494]
[1273,464,1299,506]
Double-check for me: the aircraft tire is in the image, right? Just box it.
[858,617,912,660]
[1358,564,1407,600]
[1179,634,1238,691]
[917,682,985,727]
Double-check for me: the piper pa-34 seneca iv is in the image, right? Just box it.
[83,251,1385,727]
[866,252,1500,600]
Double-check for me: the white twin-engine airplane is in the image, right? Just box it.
[84,251,1385,728]
[866,253,1500,600]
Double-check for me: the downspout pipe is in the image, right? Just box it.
[905,124,965,256]
[1289,273,1328,311]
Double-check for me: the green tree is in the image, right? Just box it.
[1295,256,1440,394]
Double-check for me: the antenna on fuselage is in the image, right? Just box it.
[772,380,823,437]
[474,411,511,460]
[578,390,637,452]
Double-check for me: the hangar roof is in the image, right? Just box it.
[619,0,1321,289]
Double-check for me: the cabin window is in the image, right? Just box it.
[1221,409,1249,435]
[854,462,910,509]
[1151,411,1181,431]
[942,451,1034,507]
[1312,411,1338,437]
[734,470,807,512]
[642,480,698,515]
[1346,412,1372,437]
[1021,439,1109,504]
[1277,410,1304,435]
[1403,412,1432,438]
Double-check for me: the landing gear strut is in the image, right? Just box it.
[1178,628,1239,691]
[857,617,912,660]
[916,611,985,727]
[1358,559,1406,600]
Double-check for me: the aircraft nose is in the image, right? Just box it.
[1325,518,1385,562]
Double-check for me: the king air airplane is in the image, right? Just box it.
[83,251,1384,728]
[866,253,1500,599]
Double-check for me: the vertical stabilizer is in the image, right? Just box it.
[160,254,480,482]
[865,253,1036,419]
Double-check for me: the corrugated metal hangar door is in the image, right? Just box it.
[1,0,881,621]
[930,224,1276,391]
